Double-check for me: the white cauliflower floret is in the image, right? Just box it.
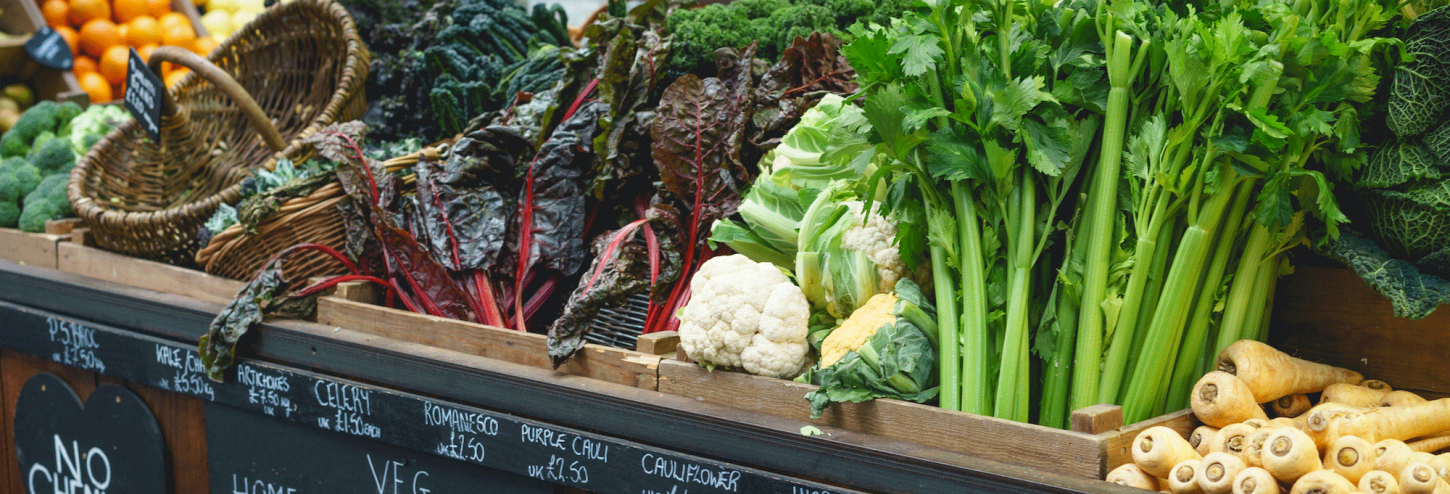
[840,205,911,294]
[677,255,812,379]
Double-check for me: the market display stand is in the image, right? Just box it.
[0,260,1143,494]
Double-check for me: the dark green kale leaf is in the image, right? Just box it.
[1319,227,1450,319]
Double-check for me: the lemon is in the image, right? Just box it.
[235,0,265,13]
[230,11,257,30]
[200,9,232,37]
[207,0,237,13]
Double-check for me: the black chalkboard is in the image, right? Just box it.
[24,27,73,71]
[123,47,163,141]
[0,303,860,494]
[208,402,553,494]
[13,373,168,494]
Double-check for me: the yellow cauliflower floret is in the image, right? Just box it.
[819,292,898,367]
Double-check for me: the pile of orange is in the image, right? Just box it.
[39,0,219,103]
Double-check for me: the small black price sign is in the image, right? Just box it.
[24,26,73,71]
[123,47,164,142]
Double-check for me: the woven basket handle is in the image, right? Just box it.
[147,45,288,153]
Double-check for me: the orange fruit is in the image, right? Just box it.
[161,22,195,47]
[192,36,217,56]
[145,0,171,17]
[72,55,98,76]
[136,43,159,67]
[125,15,162,46]
[159,12,189,30]
[67,0,110,25]
[78,19,120,58]
[41,0,70,28]
[79,71,112,103]
[112,0,150,23]
[99,44,130,85]
[54,26,80,57]
[164,67,188,88]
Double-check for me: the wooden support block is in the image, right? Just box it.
[1070,404,1124,435]
[69,228,94,246]
[43,218,81,235]
[676,345,692,363]
[636,331,679,355]
[307,278,381,305]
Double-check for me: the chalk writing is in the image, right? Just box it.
[520,424,567,451]
[526,454,588,485]
[27,435,112,494]
[231,474,297,494]
[154,344,213,400]
[367,454,432,494]
[238,365,291,417]
[641,454,741,493]
[49,319,104,372]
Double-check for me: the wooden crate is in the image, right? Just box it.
[314,297,665,390]
[0,0,85,104]
[0,228,68,269]
[56,242,245,306]
[313,296,1196,480]
[1271,265,1450,396]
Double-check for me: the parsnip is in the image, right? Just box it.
[1201,452,1250,494]
[1321,383,1394,408]
[1358,470,1401,494]
[1138,427,1206,478]
[1234,467,1282,494]
[1248,426,1287,468]
[1172,459,1207,494]
[1108,463,1160,490]
[1376,440,1416,478]
[1193,426,1224,456]
[1196,371,1272,428]
[1273,395,1313,419]
[1264,428,1321,483]
[1217,340,1363,403]
[1214,424,1262,462]
[1408,434,1450,454]
[1334,400,1450,445]
[1324,435,1378,484]
[1399,463,1449,494]
[1289,470,1356,494]
[1381,392,1429,408]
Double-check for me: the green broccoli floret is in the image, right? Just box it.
[763,5,842,58]
[0,157,44,204]
[27,135,77,176]
[733,0,790,18]
[1,101,62,158]
[665,4,758,75]
[18,174,73,233]
[0,202,18,227]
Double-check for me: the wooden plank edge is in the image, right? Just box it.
[315,297,664,391]
[0,228,68,270]
[656,358,1108,480]
[1098,408,1199,476]
[55,242,244,306]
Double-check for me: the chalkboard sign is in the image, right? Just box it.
[13,373,168,494]
[123,47,163,141]
[209,402,553,494]
[0,302,860,494]
[24,27,73,71]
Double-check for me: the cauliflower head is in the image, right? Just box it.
[677,254,812,379]
[840,204,910,294]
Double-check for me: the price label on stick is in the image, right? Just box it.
[24,26,73,70]
[124,47,164,142]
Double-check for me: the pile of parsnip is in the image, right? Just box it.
[1107,340,1450,494]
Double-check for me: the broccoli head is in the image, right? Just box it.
[665,4,758,75]
[18,174,73,233]
[763,5,843,59]
[0,101,85,159]
[0,157,43,203]
[0,202,17,228]
[27,137,76,176]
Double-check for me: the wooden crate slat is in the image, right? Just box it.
[0,229,67,270]
[56,243,245,306]
[315,297,663,390]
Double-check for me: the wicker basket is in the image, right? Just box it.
[67,0,369,264]
[193,147,438,281]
